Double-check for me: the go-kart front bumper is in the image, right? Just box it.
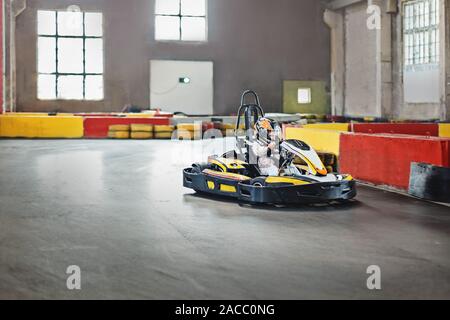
[183,168,357,204]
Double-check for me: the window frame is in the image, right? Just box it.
[402,0,440,69]
[154,0,208,43]
[36,9,105,101]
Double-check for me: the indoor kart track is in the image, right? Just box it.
[0,138,449,300]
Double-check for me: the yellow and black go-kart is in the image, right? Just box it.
[183,91,357,205]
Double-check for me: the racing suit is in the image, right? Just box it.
[251,140,280,176]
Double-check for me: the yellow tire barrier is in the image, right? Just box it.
[285,127,342,156]
[154,125,175,133]
[177,123,202,132]
[2,113,75,117]
[220,123,245,137]
[175,130,203,140]
[439,123,450,138]
[302,123,349,132]
[125,113,156,118]
[0,116,83,138]
[131,132,153,139]
[154,131,173,139]
[153,125,175,139]
[221,123,234,130]
[131,124,153,132]
[221,123,245,130]
[176,130,194,140]
[108,131,130,139]
[109,124,130,132]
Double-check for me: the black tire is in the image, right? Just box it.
[222,150,238,159]
[250,177,267,187]
[192,163,211,174]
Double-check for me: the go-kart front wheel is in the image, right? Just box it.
[192,163,211,174]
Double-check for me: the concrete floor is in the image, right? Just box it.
[0,139,449,300]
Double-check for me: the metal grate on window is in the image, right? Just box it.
[37,10,104,100]
[403,0,440,67]
[155,0,207,42]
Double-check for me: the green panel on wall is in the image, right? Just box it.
[283,80,330,114]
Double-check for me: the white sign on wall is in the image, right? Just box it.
[297,88,311,104]
[150,60,214,115]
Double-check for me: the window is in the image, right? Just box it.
[37,10,104,100]
[403,0,439,67]
[155,0,207,41]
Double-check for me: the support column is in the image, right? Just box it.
[370,0,393,119]
[444,0,450,120]
[1,0,4,113]
[324,9,345,116]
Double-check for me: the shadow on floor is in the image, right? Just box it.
[183,192,363,213]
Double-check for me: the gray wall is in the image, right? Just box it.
[14,0,331,115]
[327,0,448,121]
[391,0,446,121]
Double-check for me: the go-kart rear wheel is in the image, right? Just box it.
[250,177,267,187]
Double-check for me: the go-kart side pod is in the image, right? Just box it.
[183,167,246,198]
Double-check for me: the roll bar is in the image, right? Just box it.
[235,90,265,163]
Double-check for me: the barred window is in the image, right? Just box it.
[155,0,207,41]
[37,10,104,100]
[403,0,439,67]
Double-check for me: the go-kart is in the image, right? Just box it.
[183,90,357,205]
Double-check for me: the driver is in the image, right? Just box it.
[251,118,282,176]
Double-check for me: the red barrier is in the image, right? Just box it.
[84,117,171,138]
[75,112,173,118]
[76,113,121,117]
[351,123,439,136]
[340,133,450,190]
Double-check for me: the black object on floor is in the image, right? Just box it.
[409,162,450,203]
